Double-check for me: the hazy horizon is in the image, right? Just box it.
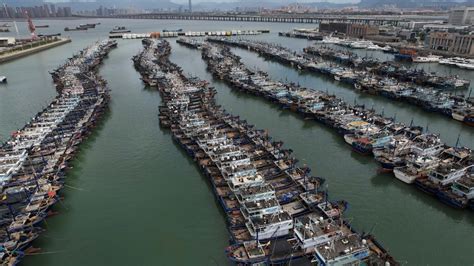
[46,0,360,4]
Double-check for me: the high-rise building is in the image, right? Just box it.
[64,7,72,17]
[188,0,192,12]
[319,22,379,38]
[56,7,65,17]
[50,4,56,17]
[43,4,50,17]
[448,7,474,25]
[428,32,474,55]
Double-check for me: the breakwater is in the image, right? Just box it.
[0,38,71,64]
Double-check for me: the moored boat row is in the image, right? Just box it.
[134,38,398,265]
[0,40,117,265]
[206,37,474,127]
[177,38,474,211]
[278,30,323,40]
[304,45,469,90]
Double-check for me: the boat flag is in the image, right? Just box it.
[48,190,56,198]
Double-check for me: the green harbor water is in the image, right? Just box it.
[0,19,473,265]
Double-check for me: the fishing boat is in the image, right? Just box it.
[79,23,99,29]
[163,28,183,32]
[190,37,474,211]
[349,40,372,49]
[138,39,397,264]
[64,26,87,31]
[439,57,474,70]
[312,233,371,265]
[319,36,343,44]
[0,40,117,264]
[449,171,474,207]
[464,111,474,126]
[0,76,7,83]
[393,155,439,184]
[110,26,131,34]
[455,60,474,70]
[409,134,444,157]
[415,163,472,197]
[367,44,384,50]
[412,55,442,63]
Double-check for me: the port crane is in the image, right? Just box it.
[24,10,37,40]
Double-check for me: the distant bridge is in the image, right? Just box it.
[95,13,447,26]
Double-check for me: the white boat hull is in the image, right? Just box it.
[456,63,474,70]
[343,134,355,145]
[393,168,418,184]
[452,113,465,121]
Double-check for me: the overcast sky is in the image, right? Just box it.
[48,0,342,3]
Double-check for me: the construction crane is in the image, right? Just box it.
[24,11,37,40]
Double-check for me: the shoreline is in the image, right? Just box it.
[0,38,71,63]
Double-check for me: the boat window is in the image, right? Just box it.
[453,184,470,193]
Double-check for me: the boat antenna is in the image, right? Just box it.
[409,118,414,127]
[393,112,397,122]
[455,133,461,147]
[270,225,281,257]
[255,227,259,245]
[325,184,329,207]
[367,222,378,236]
[468,88,472,98]
[425,122,429,133]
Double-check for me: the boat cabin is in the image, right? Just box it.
[293,213,343,253]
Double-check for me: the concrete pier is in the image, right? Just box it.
[0,38,71,64]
